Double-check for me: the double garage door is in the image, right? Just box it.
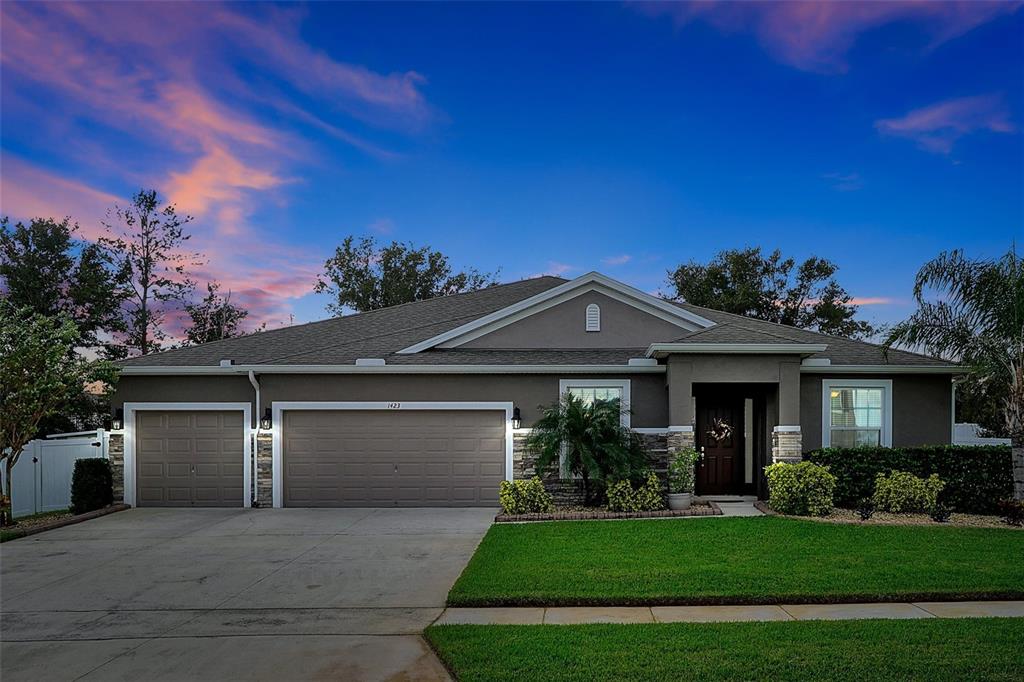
[134,408,505,507]
[283,410,505,507]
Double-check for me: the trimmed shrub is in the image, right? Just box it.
[806,445,1012,514]
[764,461,836,517]
[499,477,554,515]
[996,499,1024,527]
[70,458,113,515]
[872,471,945,514]
[857,498,875,521]
[606,472,665,512]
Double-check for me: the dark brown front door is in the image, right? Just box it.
[696,400,744,495]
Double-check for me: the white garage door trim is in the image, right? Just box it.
[271,401,514,508]
[123,402,253,508]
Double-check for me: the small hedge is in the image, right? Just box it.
[807,445,1012,514]
[607,473,665,513]
[70,458,113,515]
[764,461,836,517]
[499,477,554,515]
[872,471,945,514]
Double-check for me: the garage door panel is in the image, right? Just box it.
[135,410,244,508]
[283,409,505,507]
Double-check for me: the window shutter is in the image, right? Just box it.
[585,304,601,332]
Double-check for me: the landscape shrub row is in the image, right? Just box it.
[806,445,1012,514]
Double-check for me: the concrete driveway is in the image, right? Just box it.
[1,507,495,681]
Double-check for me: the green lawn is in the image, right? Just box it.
[448,516,1024,606]
[425,619,1024,682]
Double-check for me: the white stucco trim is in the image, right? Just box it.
[119,363,667,375]
[667,425,694,432]
[821,379,893,448]
[558,378,632,428]
[269,401,515,509]
[801,364,964,374]
[122,402,252,509]
[647,343,828,357]
[397,272,715,354]
[773,425,802,433]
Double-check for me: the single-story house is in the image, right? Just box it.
[112,272,960,508]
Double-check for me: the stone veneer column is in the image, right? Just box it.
[771,426,803,463]
[108,433,125,503]
[666,427,695,454]
[255,432,273,506]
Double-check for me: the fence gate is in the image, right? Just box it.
[3,431,108,518]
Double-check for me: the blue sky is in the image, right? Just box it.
[1,1,1021,332]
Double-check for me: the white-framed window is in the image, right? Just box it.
[821,379,893,448]
[585,303,601,332]
[558,379,631,477]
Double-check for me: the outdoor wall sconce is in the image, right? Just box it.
[511,407,522,430]
[260,408,273,430]
[111,408,124,431]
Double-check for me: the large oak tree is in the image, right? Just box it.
[666,247,874,338]
[315,235,499,314]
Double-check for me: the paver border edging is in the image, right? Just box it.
[1,503,130,542]
[495,502,721,523]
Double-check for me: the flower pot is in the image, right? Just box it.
[668,492,692,510]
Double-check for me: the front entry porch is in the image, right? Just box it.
[693,384,771,498]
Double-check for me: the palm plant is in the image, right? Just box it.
[524,393,648,505]
[884,246,1023,500]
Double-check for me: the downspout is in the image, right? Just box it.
[248,370,261,506]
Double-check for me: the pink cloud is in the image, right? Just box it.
[848,297,895,306]
[368,218,396,235]
[635,1,1020,74]
[164,147,288,218]
[0,154,122,240]
[875,94,1015,153]
[530,262,577,278]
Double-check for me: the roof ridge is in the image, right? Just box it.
[120,276,567,365]
[672,300,949,363]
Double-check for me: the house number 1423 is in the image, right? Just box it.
[387,402,401,409]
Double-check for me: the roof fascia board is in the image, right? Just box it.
[397,272,715,355]
[119,363,667,375]
[646,343,829,357]
[800,365,964,374]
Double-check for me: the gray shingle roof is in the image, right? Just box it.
[120,275,954,369]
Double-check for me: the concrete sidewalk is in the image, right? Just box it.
[434,600,1024,625]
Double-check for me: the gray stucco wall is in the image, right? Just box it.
[460,291,686,349]
[800,373,954,451]
[113,372,670,428]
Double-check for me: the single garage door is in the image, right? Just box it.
[135,411,245,507]
[283,409,506,507]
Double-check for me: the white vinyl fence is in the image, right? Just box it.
[2,430,109,518]
[953,423,1012,446]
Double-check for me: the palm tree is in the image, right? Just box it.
[524,393,649,505]
[885,247,1023,500]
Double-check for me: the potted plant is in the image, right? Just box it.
[667,447,699,510]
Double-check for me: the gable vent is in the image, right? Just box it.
[585,303,601,332]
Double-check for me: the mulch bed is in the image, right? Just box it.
[1,504,130,541]
[495,502,720,523]
[754,500,1019,529]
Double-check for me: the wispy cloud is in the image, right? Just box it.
[822,172,864,192]
[634,1,1020,74]
[531,262,577,278]
[0,2,436,328]
[848,297,896,306]
[602,254,632,266]
[875,94,1015,154]
[368,218,396,235]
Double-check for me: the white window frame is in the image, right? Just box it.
[585,303,601,332]
[821,379,893,448]
[121,402,253,508]
[270,401,514,508]
[558,379,631,428]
